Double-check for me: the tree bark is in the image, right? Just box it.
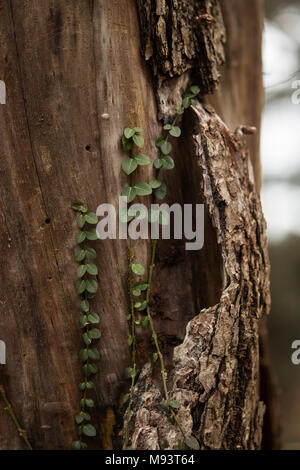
[0,0,272,450]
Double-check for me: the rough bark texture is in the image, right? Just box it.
[127,104,270,450]
[0,0,273,450]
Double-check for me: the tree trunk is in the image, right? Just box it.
[0,0,272,450]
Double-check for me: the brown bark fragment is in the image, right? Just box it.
[127,103,270,450]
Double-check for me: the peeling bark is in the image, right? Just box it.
[127,104,270,450]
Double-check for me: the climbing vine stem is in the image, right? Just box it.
[120,85,201,451]
[71,202,101,450]
[0,385,32,450]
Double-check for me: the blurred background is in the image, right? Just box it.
[263,0,300,449]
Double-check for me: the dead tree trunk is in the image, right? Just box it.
[0,0,272,450]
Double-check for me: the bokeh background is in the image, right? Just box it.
[263,0,300,449]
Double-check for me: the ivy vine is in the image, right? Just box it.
[121,86,201,451]
[71,202,101,450]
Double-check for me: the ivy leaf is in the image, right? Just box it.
[77,214,85,228]
[124,127,135,139]
[85,212,98,224]
[88,328,101,339]
[75,279,86,294]
[131,263,145,275]
[88,348,100,360]
[185,435,200,450]
[83,332,91,346]
[86,381,94,389]
[169,400,180,409]
[88,313,100,324]
[72,202,88,213]
[190,85,200,95]
[86,279,98,294]
[122,135,133,152]
[124,367,133,379]
[140,315,149,327]
[121,186,137,203]
[77,264,87,278]
[76,231,86,244]
[134,181,152,196]
[160,140,172,155]
[122,157,138,175]
[161,156,174,170]
[149,178,162,189]
[75,249,86,262]
[133,127,143,132]
[182,97,190,109]
[85,248,97,259]
[153,352,158,362]
[154,158,163,169]
[84,397,95,407]
[83,424,97,437]
[79,349,89,362]
[135,300,147,311]
[85,227,98,240]
[86,263,98,275]
[87,364,98,375]
[135,154,150,166]
[133,134,144,148]
[72,441,82,450]
[75,412,85,424]
[127,335,133,346]
[79,315,88,328]
[155,136,164,148]
[80,299,90,312]
[121,393,130,406]
[154,182,167,200]
[163,124,172,130]
[169,126,181,137]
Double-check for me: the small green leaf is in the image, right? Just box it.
[83,424,96,437]
[75,412,85,424]
[79,315,88,328]
[169,400,180,409]
[80,299,90,312]
[122,157,138,175]
[124,367,133,379]
[170,126,181,137]
[76,231,86,244]
[83,332,91,346]
[161,156,174,170]
[134,181,152,196]
[185,435,200,450]
[87,364,98,375]
[85,248,97,259]
[85,212,98,224]
[154,158,163,169]
[87,313,100,324]
[88,348,100,360]
[131,263,145,275]
[149,178,162,189]
[121,393,130,406]
[133,134,144,148]
[79,349,89,362]
[134,281,148,291]
[77,214,86,228]
[127,335,133,346]
[86,381,94,389]
[153,352,158,362]
[72,440,82,450]
[155,136,164,148]
[122,135,133,151]
[75,279,86,294]
[140,315,149,327]
[154,182,167,200]
[190,85,200,95]
[86,263,98,275]
[133,127,143,132]
[160,140,172,155]
[88,328,101,339]
[79,382,86,391]
[124,127,135,139]
[84,398,95,407]
[85,227,98,240]
[182,96,190,108]
[121,186,137,203]
[72,202,88,213]
[135,300,147,311]
[77,264,87,278]
[75,249,86,262]
[86,279,98,294]
[135,154,150,165]
[163,124,172,130]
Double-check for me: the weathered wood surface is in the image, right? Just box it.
[0,0,272,450]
